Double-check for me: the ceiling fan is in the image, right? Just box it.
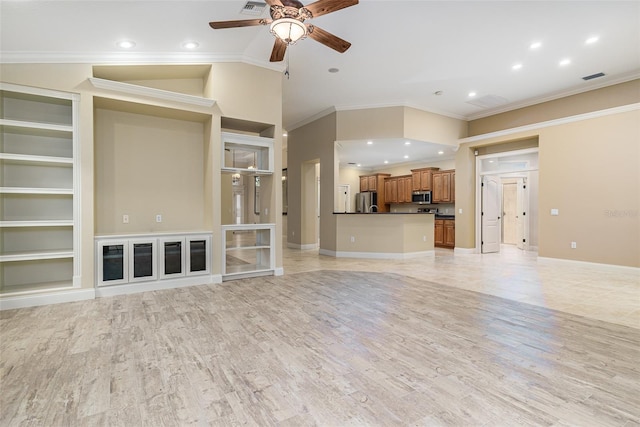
[209,0,358,62]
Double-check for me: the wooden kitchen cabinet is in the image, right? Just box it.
[435,218,455,248]
[384,177,398,203]
[432,170,454,203]
[359,173,389,193]
[411,167,439,191]
[434,219,444,246]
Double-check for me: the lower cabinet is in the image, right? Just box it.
[96,233,211,288]
[434,219,455,248]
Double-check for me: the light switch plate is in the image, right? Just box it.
[156,214,162,223]
[551,209,559,216]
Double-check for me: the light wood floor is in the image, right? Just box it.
[1,245,639,425]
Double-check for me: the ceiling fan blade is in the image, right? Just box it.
[307,25,351,53]
[209,19,269,29]
[304,0,358,18]
[270,38,288,62]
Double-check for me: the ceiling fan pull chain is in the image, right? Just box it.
[285,50,291,79]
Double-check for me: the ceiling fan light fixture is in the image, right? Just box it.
[270,18,307,45]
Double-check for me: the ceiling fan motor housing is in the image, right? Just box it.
[270,4,313,22]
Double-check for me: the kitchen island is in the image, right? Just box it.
[321,212,435,259]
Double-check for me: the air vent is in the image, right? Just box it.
[241,1,267,16]
[466,94,509,108]
[582,72,605,81]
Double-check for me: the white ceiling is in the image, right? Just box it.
[2,0,638,168]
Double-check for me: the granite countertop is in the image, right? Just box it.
[333,212,435,215]
[435,215,455,219]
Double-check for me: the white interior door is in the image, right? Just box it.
[516,178,526,250]
[482,175,501,253]
[502,182,518,244]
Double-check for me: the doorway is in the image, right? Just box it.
[477,148,539,254]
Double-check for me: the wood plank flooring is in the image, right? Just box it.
[1,270,639,426]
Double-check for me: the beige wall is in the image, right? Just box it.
[468,80,640,136]
[94,109,205,234]
[457,107,639,267]
[1,61,283,289]
[288,113,337,249]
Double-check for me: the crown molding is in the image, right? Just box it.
[460,103,640,144]
[0,51,283,72]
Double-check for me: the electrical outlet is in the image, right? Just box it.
[423,235,427,242]
[571,242,577,249]
[156,214,162,223]
[122,214,129,224]
[350,236,355,243]
[551,209,559,216]
[459,208,463,214]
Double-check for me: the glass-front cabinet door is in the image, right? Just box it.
[187,235,210,276]
[97,240,128,286]
[128,239,157,283]
[159,237,185,279]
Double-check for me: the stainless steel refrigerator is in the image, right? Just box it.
[355,191,378,213]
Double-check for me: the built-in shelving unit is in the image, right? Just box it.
[222,224,275,279]
[0,83,80,297]
[221,131,274,175]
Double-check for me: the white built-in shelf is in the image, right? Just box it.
[0,153,73,165]
[0,187,73,195]
[0,118,73,133]
[0,250,74,263]
[88,77,216,108]
[221,167,273,175]
[0,220,73,228]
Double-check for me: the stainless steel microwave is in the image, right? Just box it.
[412,191,432,204]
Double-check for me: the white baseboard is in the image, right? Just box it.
[453,247,477,255]
[537,257,639,272]
[0,288,96,310]
[320,249,435,260]
[287,242,318,250]
[274,267,284,276]
[95,274,222,298]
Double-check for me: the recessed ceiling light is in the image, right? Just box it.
[559,58,571,67]
[512,63,523,70]
[404,141,411,146]
[438,151,444,155]
[404,155,409,159]
[530,41,542,50]
[356,163,361,167]
[328,68,339,73]
[117,40,136,49]
[468,91,477,97]
[585,36,599,45]
[367,141,373,145]
[182,41,199,49]
[384,160,389,164]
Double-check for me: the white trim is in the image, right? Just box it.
[0,82,77,100]
[453,247,477,255]
[460,103,640,144]
[88,77,216,108]
[274,267,284,276]
[537,257,639,273]
[320,249,435,260]
[287,242,318,250]
[95,274,221,298]
[0,288,95,310]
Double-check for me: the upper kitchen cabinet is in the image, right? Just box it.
[432,170,455,203]
[0,83,80,297]
[359,173,389,193]
[411,167,440,192]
